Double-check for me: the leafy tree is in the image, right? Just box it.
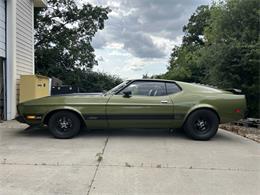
[160,0,260,117]
[34,0,122,92]
[162,5,211,83]
[182,5,210,46]
[204,0,260,117]
[34,0,110,75]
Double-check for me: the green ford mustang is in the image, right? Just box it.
[16,79,246,140]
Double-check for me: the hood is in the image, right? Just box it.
[52,92,104,96]
[19,92,108,106]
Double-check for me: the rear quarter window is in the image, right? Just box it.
[166,82,181,95]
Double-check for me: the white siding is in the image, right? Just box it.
[16,0,34,101]
[0,0,5,58]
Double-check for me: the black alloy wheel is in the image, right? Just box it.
[48,111,81,139]
[184,109,219,140]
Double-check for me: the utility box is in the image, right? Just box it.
[19,75,50,103]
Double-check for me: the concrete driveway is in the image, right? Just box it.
[0,121,259,195]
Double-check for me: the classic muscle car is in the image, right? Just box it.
[16,79,246,140]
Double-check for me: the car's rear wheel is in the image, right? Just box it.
[48,111,81,139]
[184,109,219,140]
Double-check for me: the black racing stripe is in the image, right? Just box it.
[174,113,186,120]
[108,114,175,120]
[83,115,107,120]
[83,114,176,120]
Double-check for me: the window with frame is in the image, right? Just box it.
[166,82,181,95]
[119,81,167,96]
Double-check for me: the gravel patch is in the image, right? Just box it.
[220,123,260,143]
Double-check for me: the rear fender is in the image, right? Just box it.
[183,104,220,125]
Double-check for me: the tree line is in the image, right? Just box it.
[155,0,259,117]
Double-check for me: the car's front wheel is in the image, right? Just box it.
[184,109,219,140]
[48,111,81,139]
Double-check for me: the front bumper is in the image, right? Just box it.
[15,115,27,123]
[15,114,43,126]
[16,103,43,126]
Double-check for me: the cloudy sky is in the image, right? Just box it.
[81,0,212,79]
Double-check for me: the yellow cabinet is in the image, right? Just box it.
[19,75,50,103]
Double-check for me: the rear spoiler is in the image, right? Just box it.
[225,88,242,94]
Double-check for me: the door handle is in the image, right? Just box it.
[160,100,168,104]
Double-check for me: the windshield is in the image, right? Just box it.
[105,80,132,95]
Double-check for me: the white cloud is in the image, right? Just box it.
[106,42,124,49]
[81,0,212,78]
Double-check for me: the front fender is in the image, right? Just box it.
[42,106,86,126]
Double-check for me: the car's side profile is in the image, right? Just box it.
[16,79,246,140]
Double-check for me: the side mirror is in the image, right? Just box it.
[123,91,132,98]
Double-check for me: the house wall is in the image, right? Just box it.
[6,0,35,119]
[0,0,5,58]
[16,0,34,101]
[5,0,45,120]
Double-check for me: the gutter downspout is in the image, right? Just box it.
[6,0,16,120]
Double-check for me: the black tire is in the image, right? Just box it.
[184,109,219,140]
[48,111,81,139]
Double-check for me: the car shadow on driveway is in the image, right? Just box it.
[14,126,185,138]
[82,128,235,142]
[12,126,235,142]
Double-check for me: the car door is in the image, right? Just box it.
[106,81,174,128]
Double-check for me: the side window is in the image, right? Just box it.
[119,81,166,96]
[166,82,181,95]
